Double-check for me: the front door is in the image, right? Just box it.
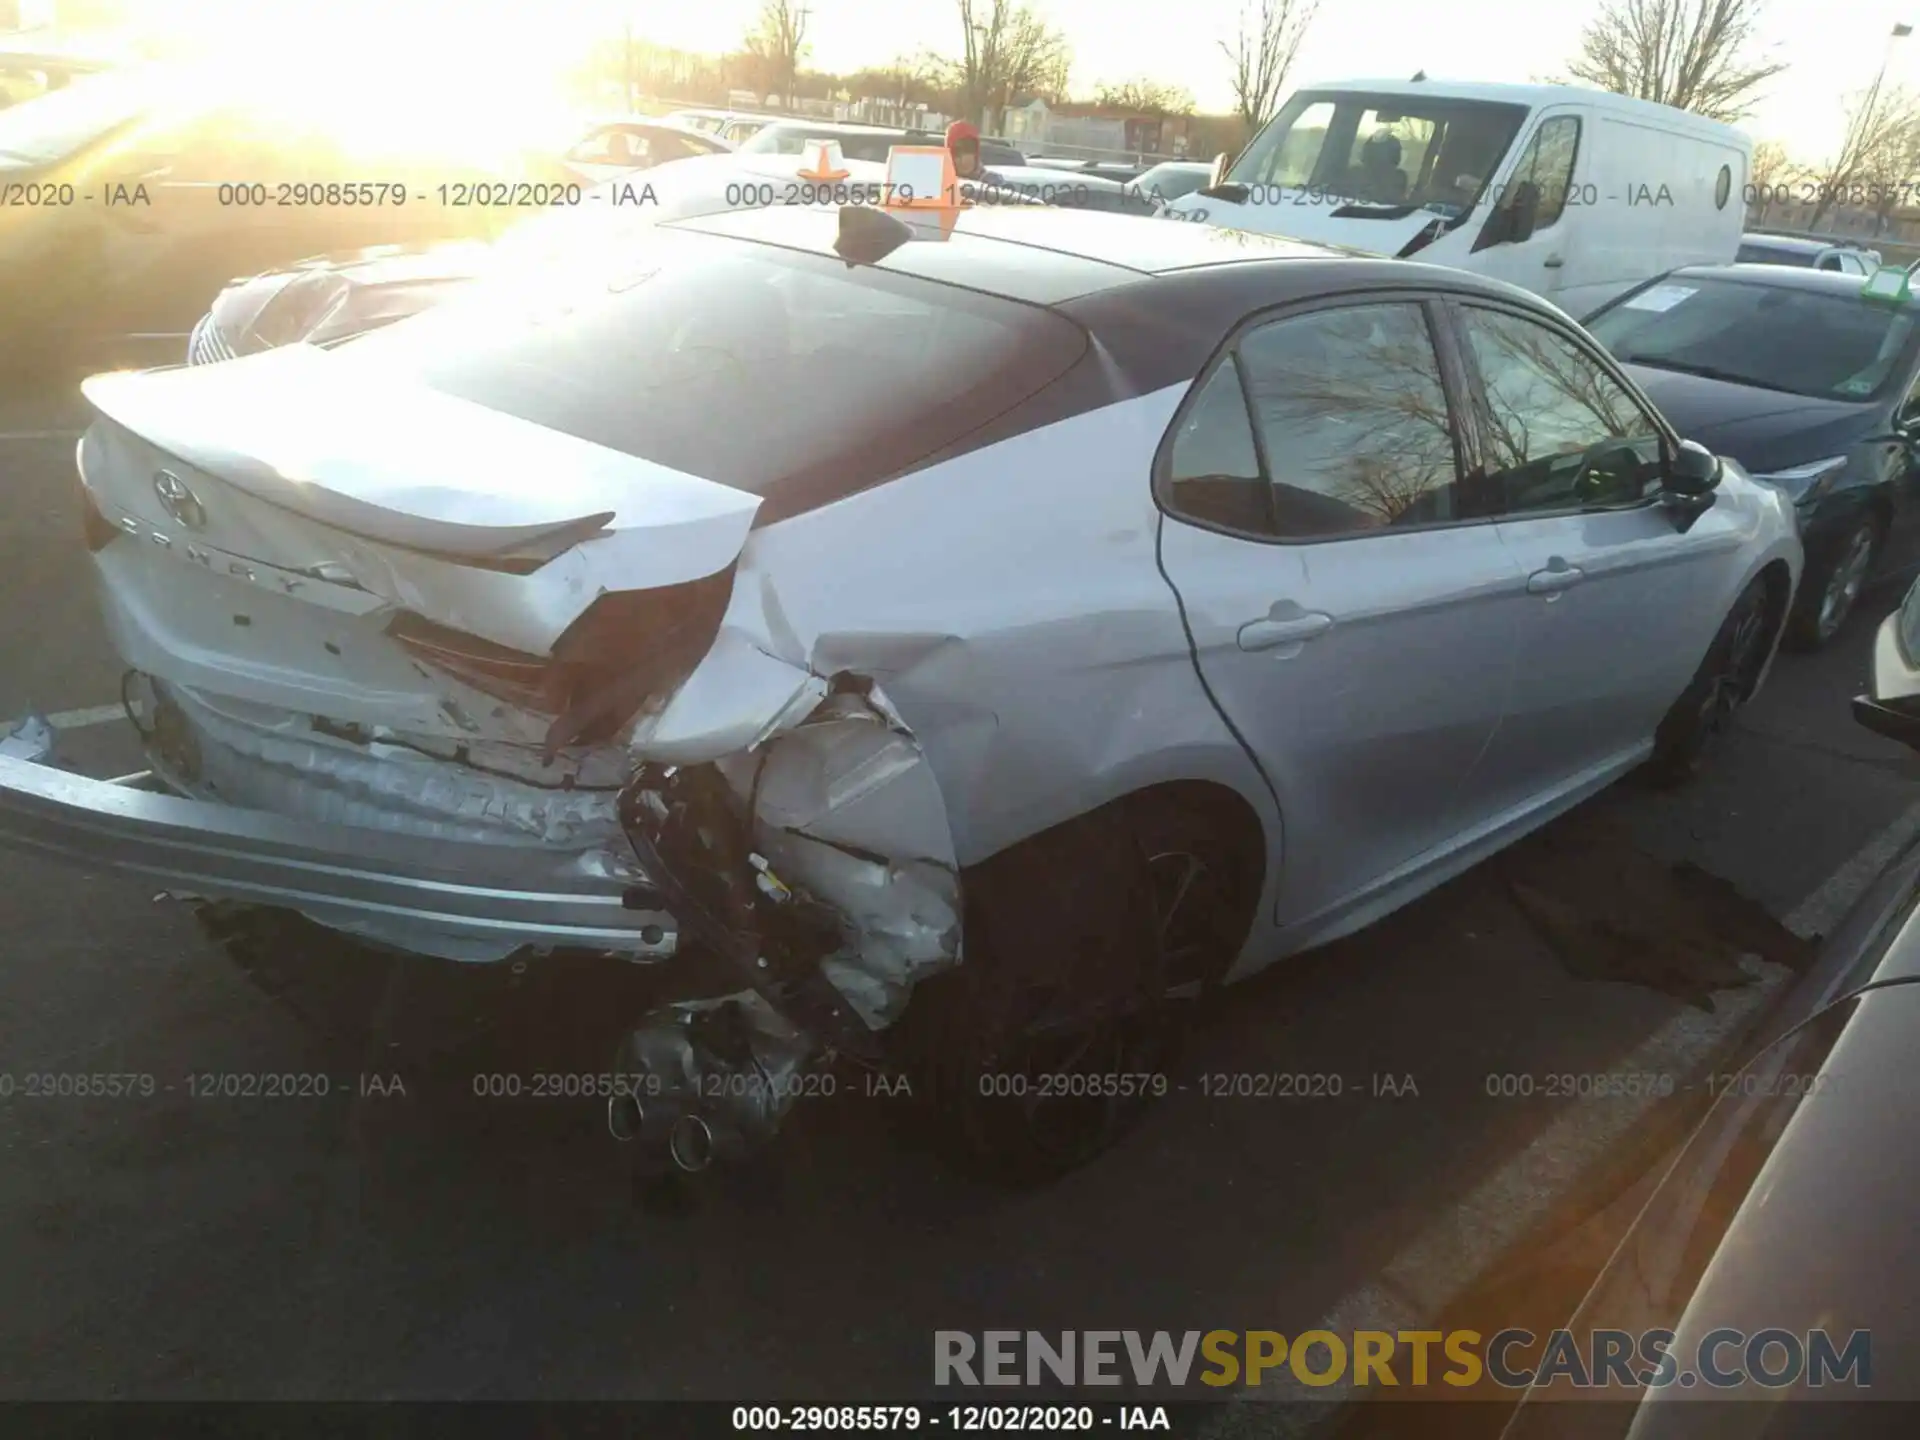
[1155,296,1529,935]
[1446,299,1748,806]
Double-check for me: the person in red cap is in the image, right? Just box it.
[946,120,983,181]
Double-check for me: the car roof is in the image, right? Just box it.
[1739,233,1832,255]
[1667,262,1910,299]
[1314,77,1749,137]
[755,119,937,137]
[669,202,1355,305]
[987,165,1133,192]
[586,115,731,140]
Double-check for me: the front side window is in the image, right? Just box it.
[1163,302,1468,539]
[1458,306,1664,514]
[1502,115,1579,231]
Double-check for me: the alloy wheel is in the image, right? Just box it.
[1816,522,1877,643]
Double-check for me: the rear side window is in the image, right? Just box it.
[342,227,1086,509]
[1162,301,1468,539]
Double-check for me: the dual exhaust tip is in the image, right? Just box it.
[607,1094,716,1173]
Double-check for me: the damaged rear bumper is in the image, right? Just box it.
[0,742,679,958]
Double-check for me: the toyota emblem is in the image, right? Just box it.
[153,470,206,531]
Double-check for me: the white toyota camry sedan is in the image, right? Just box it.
[0,201,1801,1181]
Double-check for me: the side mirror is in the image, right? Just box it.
[1660,440,1721,530]
[1209,152,1231,188]
[1506,180,1540,243]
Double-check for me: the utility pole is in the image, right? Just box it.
[1864,21,1913,137]
[790,5,810,109]
[623,18,636,111]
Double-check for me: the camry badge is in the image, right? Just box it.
[153,470,206,531]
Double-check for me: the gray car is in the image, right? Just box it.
[0,203,1801,1181]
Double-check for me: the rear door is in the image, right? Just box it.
[1155,294,1530,935]
[1446,299,1748,807]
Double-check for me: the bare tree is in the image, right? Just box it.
[1093,78,1195,115]
[1858,105,1920,232]
[1220,0,1319,133]
[1745,138,1794,223]
[1565,0,1786,123]
[1809,82,1920,229]
[955,0,1071,132]
[744,0,810,108]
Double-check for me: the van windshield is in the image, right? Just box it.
[1227,90,1528,220]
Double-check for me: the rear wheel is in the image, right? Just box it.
[896,793,1256,1183]
[1647,575,1775,787]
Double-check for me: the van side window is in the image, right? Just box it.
[1508,116,1579,229]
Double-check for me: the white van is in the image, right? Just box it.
[1164,79,1751,316]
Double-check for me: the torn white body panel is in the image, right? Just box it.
[714,691,962,1029]
[140,679,644,961]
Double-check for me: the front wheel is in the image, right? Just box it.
[1646,575,1775,787]
[1784,513,1882,651]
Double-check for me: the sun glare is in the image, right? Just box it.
[140,0,594,175]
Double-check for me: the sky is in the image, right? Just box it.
[76,0,1920,162]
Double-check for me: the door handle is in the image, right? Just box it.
[1238,610,1334,651]
[1527,562,1585,594]
[1542,254,1564,268]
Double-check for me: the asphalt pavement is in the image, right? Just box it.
[3,402,1919,1405]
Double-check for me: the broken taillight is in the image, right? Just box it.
[387,612,570,713]
[384,565,736,747]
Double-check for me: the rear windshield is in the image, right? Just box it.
[1229,89,1528,219]
[341,225,1086,511]
[1131,164,1210,204]
[1736,242,1816,266]
[1588,273,1920,401]
[740,125,913,162]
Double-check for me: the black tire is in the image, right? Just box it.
[1784,512,1884,651]
[893,801,1197,1184]
[1647,575,1775,787]
[1130,790,1264,998]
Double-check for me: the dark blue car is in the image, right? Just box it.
[1587,264,1920,648]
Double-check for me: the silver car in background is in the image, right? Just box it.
[0,204,1800,1183]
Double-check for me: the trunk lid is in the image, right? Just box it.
[82,343,761,573]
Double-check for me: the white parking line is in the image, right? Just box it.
[1200,800,1920,1434]
[45,704,127,731]
[0,429,85,442]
